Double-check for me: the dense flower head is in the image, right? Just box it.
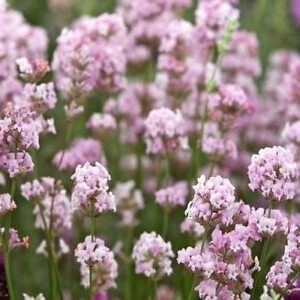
[0,152,34,177]
[202,122,238,161]
[114,180,144,227]
[87,113,117,138]
[0,5,48,108]
[178,227,258,298]
[0,193,16,215]
[155,181,188,210]
[52,13,127,101]
[22,83,57,114]
[75,235,118,291]
[53,138,105,171]
[248,146,298,201]
[283,56,300,103]
[21,177,72,233]
[221,31,261,77]
[186,175,236,227]
[16,57,50,83]
[0,227,29,250]
[248,208,288,240]
[266,224,300,293]
[132,232,174,279]
[208,84,250,129]
[144,107,188,155]
[159,20,192,58]
[283,121,300,147]
[194,0,239,51]
[71,162,116,216]
[0,102,51,177]
[180,217,205,239]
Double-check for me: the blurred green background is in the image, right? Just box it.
[4,0,300,298]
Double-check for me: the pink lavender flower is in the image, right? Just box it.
[53,138,106,171]
[283,57,300,103]
[114,180,144,227]
[178,227,258,298]
[86,113,117,138]
[194,0,239,52]
[132,232,174,280]
[0,151,34,178]
[22,83,57,114]
[0,194,16,215]
[0,5,48,108]
[248,208,288,240]
[180,217,205,239]
[283,121,300,148]
[52,13,127,101]
[71,162,115,216]
[21,177,72,233]
[75,235,118,291]
[156,285,175,300]
[144,107,188,155]
[208,84,250,129]
[185,175,236,227]
[0,228,29,250]
[248,146,298,201]
[16,57,50,83]
[202,122,237,162]
[155,181,188,211]
[221,31,261,77]
[292,0,300,25]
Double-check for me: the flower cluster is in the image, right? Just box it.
[0,194,16,215]
[144,107,188,155]
[0,4,48,109]
[53,138,106,171]
[71,162,116,215]
[132,232,174,280]
[267,225,300,293]
[248,146,298,201]
[178,227,259,299]
[208,84,250,130]
[155,181,188,211]
[87,113,117,139]
[21,177,72,233]
[75,235,118,291]
[194,0,239,54]
[52,13,127,103]
[114,180,144,227]
[186,175,237,228]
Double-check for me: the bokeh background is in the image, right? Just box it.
[3,0,300,298]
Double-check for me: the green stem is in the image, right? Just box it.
[162,210,169,239]
[135,141,143,189]
[38,204,63,300]
[250,204,272,300]
[187,276,197,300]
[153,280,157,300]
[125,227,133,300]
[57,120,72,172]
[90,204,95,300]
[3,180,16,300]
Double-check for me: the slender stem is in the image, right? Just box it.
[125,227,133,300]
[153,280,157,300]
[135,141,143,189]
[56,120,72,172]
[164,152,171,186]
[89,204,95,300]
[250,203,272,300]
[3,180,16,300]
[162,210,169,239]
[38,203,63,300]
[187,276,197,300]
